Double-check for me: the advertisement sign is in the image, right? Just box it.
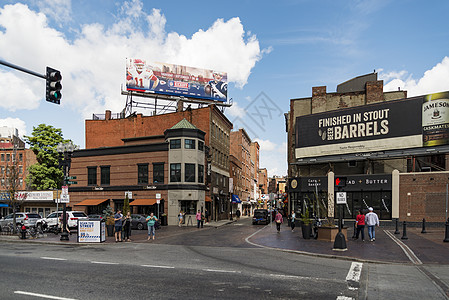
[15,191,53,201]
[422,92,449,146]
[126,59,227,102]
[78,220,105,243]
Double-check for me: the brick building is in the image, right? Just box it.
[250,142,260,205]
[71,105,232,221]
[68,119,207,225]
[230,128,254,215]
[286,73,449,222]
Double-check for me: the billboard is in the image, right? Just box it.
[295,91,449,158]
[126,58,227,102]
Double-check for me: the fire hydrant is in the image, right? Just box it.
[21,225,26,239]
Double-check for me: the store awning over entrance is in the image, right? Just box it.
[205,196,212,202]
[0,203,9,207]
[231,194,241,203]
[74,199,108,206]
[130,199,157,206]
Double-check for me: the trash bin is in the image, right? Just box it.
[160,215,167,226]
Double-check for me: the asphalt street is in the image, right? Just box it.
[0,217,448,299]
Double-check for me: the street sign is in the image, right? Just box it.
[125,191,132,199]
[65,176,77,180]
[59,194,70,203]
[336,192,347,204]
[62,185,68,196]
[156,193,161,199]
[156,199,160,205]
[67,181,77,185]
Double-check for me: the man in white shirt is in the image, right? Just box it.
[365,207,380,242]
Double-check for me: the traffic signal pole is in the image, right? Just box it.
[0,59,61,104]
[0,59,46,79]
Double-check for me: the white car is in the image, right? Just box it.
[36,211,89,230]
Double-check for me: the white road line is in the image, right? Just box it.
[14,291,77,300]
[40,257,67,261]
[345,262,363,283]
[203,269,240,273]
[141,265,175,269]
[336,296,354,300]
[384,230,422,265]
[90,261,120,265]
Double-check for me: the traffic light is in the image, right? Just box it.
[335,177,347,187]
[46,67,62,104]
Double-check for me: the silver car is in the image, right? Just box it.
[0,212,42,230]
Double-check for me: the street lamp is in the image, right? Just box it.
[57,141,76,241]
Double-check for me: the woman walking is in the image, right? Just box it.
[123,211,132,242]
[146,213,158,241]
[275,211,283,233]
[178,211,184,227]
[290,211,296,232]
[354,210,365,241]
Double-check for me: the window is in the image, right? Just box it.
[185,163,195,182]
[185,139,195,149]
[170,163,181,182]
[198,164,204,183]
[0,153,4,161]
[198,140,204,151]
[100,166,110,185]
[153,163,164,184]
[19,153,22,161]
[6,154,10,161]
[170,139,181,149]
[138,164,149,184]
[0,166,4,175]
[19,166,23,174]
[87,167,97,185]
[180,200,196,215]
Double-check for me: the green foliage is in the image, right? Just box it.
[24,124,74,190]
[301,207,311,225]
[123,194,130,216]
[102,205,115,225]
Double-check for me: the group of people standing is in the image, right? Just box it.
[354,207,380,242]
[113,210,159,242]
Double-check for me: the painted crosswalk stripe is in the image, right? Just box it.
[142,265,175,269]
[345,262,363,283]
[90,261,120,265]
[40,257,67,261]
[14,291,77,300]
[203,269,240,273]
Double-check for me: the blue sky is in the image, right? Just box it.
[0,0,449,176]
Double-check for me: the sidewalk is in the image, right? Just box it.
[247,223,449,264]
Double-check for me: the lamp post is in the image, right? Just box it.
[57,142,75,241]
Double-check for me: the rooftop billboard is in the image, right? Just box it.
[126,59,227,102]
[295,91,449,158]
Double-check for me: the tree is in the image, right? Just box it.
[0,143,26,233]
[123,194,130,216]
[24,124,73,190]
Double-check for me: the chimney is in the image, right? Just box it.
[105,110,112,120]
[366,81,384,104]
[311,86,327,113]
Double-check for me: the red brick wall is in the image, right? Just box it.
[399,172,449,222]
[366,81,384,104]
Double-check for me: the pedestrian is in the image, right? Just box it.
[354,209,365,241]
[275,210,283,233]
[365,207,379,242]
[146,213,158,240]
[196,210,202,228]
[205,209,209,224]
[290,211,296,232]
[122,211,132,242]
[114,210,123,242]
[178,210,184,227]
[59,213,71,235]
[236,209,241,220]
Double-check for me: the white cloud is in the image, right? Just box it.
[0,70,41,111]
[255,139,287,177]
[226,101,246,118]
[0,118,27,138]
[36,0,72,26]
[0,1,265,117]
[382,56,449,97]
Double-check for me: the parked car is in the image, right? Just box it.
[0,212,42,230]
[252,209,270,225]
[131,214,148,230]
[36,211,89,230]
[88,214,103,220]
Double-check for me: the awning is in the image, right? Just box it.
[0,203,9,207]
[231,194,241,203]
[74,199,108,206]
[129,199,157,206]
[205,196,212,202]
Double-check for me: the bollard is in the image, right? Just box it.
[444,220,449,243]
[421,218,427,234]
[394,218,400,234]
[401,221,408,240]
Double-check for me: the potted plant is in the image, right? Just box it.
[301,208,312,239]
[102,205,115,237]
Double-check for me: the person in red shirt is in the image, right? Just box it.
[354,210,365,241]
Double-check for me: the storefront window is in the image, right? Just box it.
[180,200,196,215]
